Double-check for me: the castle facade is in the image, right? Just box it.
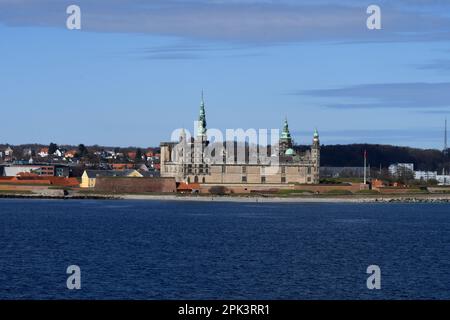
[160,95,320,186]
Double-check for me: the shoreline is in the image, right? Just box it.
[1,193,450,203]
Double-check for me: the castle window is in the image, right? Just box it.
[281,166,285,174]
[202,177,205,183]
[242,166,247,174]
[261,176,266,183]
[242,176,247,182]
[307,167,312,174]
[194,176,198,183]
[307,177,311,182]
[281,177,286,183]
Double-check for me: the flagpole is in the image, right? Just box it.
[364,150,367,185]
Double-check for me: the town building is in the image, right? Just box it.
[4,147,13,157]
[389,163,414,176]
[1,164,71,177]
[80,169,143,188]
[38,148,49,158]
[160,95,320,188]
[3,165,42,177]
[414,171,437,181]
[436,174,450,186]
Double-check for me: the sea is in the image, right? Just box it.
[0,199,449,299]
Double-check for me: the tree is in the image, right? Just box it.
[136,148,143,162]
[209,186,228,195]
[48,143,58,155]
[78,144,88,157]
[396,167,415,185]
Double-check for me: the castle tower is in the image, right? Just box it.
[279,118,293,156]
[311,128,320,183]
[197,91,207,138]
[179,127,186,143]
[177,128,187,164]
[194,91,208,165]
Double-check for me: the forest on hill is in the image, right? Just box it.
[315,144,448,171]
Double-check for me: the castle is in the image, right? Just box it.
[160,95,320,187]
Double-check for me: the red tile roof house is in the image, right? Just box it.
[177,182,201,193]
[38,148,49,158]
[64,150,77,158]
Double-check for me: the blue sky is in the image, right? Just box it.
[1,0,450,149]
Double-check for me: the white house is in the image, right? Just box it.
[54,149,63,157]
[436,175,450,186]
[4,147,13,157]
[414,171,437,181]
[389,163,414,176]
[38,148,49,158]
[3,166,41,177]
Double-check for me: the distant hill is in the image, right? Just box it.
[296,144,448,171]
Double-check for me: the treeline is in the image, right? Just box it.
[314,144,448,171]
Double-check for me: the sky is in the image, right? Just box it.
[1,0,450,149]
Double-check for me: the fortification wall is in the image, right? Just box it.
[94,177,176,193]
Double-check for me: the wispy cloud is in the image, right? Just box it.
[417,59,450,71]
[294,82,450,109]
[134,42,263,60]
[419,109,450,115]
[1,0,450,44]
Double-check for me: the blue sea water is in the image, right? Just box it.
[0,199,450,300]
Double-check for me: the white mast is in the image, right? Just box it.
[363,150,367,185]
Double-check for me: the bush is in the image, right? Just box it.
[209,186,228,195]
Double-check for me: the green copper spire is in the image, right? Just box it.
[198,91,207,136]
[281,117,291,140]
[314,128,319,138]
